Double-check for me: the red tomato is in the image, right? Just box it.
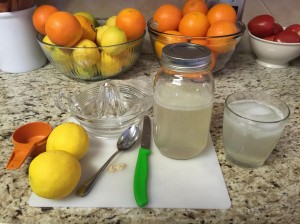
[263,35,274,41]
[285,24,300,36]
[273,23,283,35]
[247,14,275,38]
[274,30,300,43]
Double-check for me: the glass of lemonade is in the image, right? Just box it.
[223,91,290,168]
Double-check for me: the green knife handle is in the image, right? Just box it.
[134,147,151,207]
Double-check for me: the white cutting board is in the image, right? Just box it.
[29,120,231,209]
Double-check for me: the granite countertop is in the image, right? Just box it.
[0,53,299,223]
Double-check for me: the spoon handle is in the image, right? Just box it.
[76,150,120,197]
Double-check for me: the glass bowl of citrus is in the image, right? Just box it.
[34,6,146,81]
[147,2,246,73]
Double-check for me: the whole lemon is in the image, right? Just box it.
[72,39,100,68]
[99,51,122,77]
[106,15,117,26]
[29,150,81,199]
[46,122,89,160]
[100,26,127,55]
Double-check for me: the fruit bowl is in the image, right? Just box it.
[37,21,145,81]
[248,30,300,68]
[147,18,246,73]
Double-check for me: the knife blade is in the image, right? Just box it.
[134,115,151,207]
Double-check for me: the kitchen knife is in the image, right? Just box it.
[134,115,151,207]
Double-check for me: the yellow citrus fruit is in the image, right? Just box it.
[46,122,89,160]
[42,35,54,45]
[106,15,117,26]
[42,36,73,71]
[95,25,111,46]
[99,51,123,77]
[74,63,98,78]
[100,26,128,55]
[42,35,55,51]
[29,150,81,199]
[72,39,100,67]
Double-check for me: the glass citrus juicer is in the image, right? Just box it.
[55,79,153,138]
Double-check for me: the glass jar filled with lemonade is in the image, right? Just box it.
[153,43,214,160]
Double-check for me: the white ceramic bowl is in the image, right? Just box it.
[248,30,300,68]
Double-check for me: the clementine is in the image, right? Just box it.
[178,12,209,37]
[206,21,238,54]
[45,11,82,47]
[75,15,96,42]
[116,8,146,41]
[32,5,59,35]
[190,38,208,46]
[207,3,237,25]
[153,4,182,32]
[182,0,208,15]
[209,51,217,71]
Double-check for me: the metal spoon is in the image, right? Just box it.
[76,125,140,197]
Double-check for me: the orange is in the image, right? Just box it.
[75,15,96,42]
[154,30,187,59]
[206,21,237,36]
[190,38,208,46]
[209,51,216,71]
[178,12,209,37]
[152,4,182,32]
[45,11,82,47]
[206,21,238,54]
[32,5,59,35]
[207,3,237,25]
[182,0,208,15]
[116,8,146,41]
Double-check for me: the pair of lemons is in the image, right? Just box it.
[28,122,89,199]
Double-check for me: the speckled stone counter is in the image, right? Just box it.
[0,53,299,224]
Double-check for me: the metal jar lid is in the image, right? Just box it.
[161,43,211,71]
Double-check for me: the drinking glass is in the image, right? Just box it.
[223,91,290,168]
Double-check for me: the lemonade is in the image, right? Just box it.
[223,97,289,168]
[153,82,213,159]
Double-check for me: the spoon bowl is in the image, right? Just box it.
[76,124,140,197]
[117,125,140,151]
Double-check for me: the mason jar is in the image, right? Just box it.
[153,43,214,160]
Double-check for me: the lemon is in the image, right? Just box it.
[42,35,55,46]
[74,64,97,78]
[29,150,81,199]
[106,15,117,26]
[72,39,100,67]
[46,122,89,160]
[100,26,127,55]
[95,25,110,46]
[43,35,73,71]
[99,51,123,77]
